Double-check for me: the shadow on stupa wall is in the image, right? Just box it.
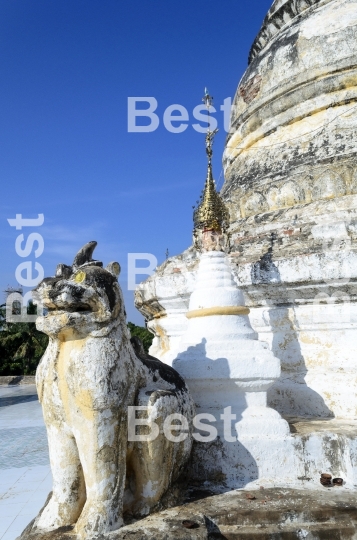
[267,305,334,418]
[173,339,259,489]
[251,247,334,419]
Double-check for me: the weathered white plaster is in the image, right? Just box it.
[159,251,357,489]
[300,2,357,39]
[135,249,197,365]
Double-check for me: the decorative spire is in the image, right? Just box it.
[193,90,229,248]
[193,163,229,234]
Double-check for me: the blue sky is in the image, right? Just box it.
[0,0,272,324]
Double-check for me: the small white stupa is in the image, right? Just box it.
[173,118,292,488]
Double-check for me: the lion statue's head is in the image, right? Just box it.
[34,241,125,339]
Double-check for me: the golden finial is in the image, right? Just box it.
[193,89,230,248]
[193,162,229,234]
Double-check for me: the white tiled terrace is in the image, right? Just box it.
[0,385,51,540]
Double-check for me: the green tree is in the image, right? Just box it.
[0,301,49,376]
[127,322,153,353]
[0,304,5,331]
[0,307,154,376]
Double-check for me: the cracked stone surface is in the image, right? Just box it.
[17,487,357,539]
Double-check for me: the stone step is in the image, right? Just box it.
[18,488,357,540]
[216,524,357,539]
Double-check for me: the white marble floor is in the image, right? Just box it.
[0,385,51,540]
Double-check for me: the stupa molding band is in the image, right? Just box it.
[249,0,333,63]
[186,306,250,319]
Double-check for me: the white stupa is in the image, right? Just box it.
[144,94,357,491]
[173,126,293,488]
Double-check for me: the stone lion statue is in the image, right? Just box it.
[26,241,194,539]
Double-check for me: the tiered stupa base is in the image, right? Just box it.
[172,251,357,489]
[172,251,292,487]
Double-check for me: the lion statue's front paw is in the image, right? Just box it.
[35,494,78,531]
[74,502,123,539]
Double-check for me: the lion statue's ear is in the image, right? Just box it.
[106,262,121,278]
